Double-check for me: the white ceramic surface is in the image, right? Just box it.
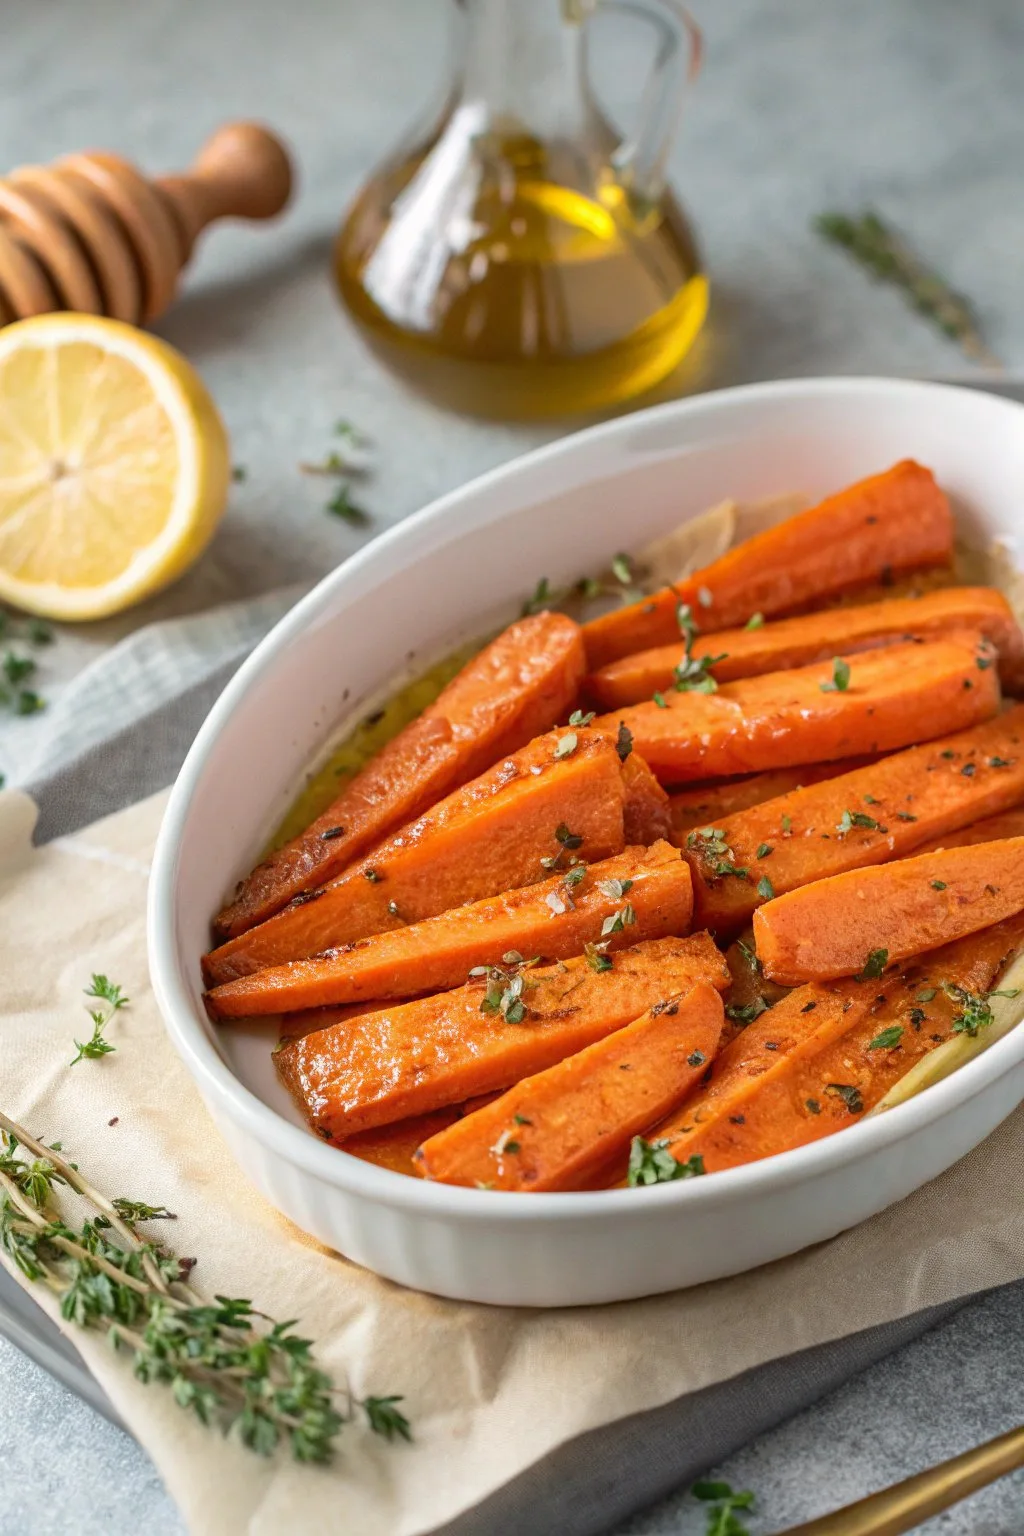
[149,377,1024,1307]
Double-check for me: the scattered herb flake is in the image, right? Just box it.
[653,691,668,709]
[931,880,947,891]
[820,656,851,693]
[756,843,774,859]
[856,948,889,981]
[628,1138,704,1186]
[553,732,578,759]
[745,612,765,630]
[756,875,774,900]
[868,1025,903,1050]
[825,1082,865,1113]
[325,484,371,527]
[615,722,633,762]
[611,553,633,586]
[568,709,595,727]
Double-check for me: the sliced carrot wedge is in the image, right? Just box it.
[340,1095,500,1176]
[669,759,873,837]
[754,835,1024,983]
[585,587,1024,709]
[621,751,672,843]
[203,727,626,985]
[213,611,585,939]
[205,841,692,1019]
[274,934,730,1139]
[646,914,1024,1174]
[415,983,724,1191]
[582,461,953,668]
[592,633,999,784]
[683,705,1024,937]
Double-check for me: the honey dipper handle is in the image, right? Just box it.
[155,121,294,256]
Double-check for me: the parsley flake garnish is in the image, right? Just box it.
[836,809,885,835]
[653,691,668,709]
[725,997,767,1026]
[745,612,764,630]
[553,732,577,759]
[756,843,774,858]
[568,709,595,727]
[825,1082,864,1113]
[868,1025,903,1050]
[756,875,774,900]
[555,823,583,850]
[931,879,947,891]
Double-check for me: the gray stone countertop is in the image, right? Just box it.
[3,1,1024,1532]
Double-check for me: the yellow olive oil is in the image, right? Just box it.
[335,135,707,421]
[271,643,481,849]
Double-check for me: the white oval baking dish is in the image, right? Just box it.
[149,376,1024,1307]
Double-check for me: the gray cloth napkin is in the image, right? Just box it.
[10,594,1009,1535]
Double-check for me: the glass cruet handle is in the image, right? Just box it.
[593,0,702,210]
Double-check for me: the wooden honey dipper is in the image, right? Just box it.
[0,121,293,328]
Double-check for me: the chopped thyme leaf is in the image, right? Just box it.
[961,762,976,777]
[756,843,774,858]
[503,1140,521,1155]
[325,484,371,526]
[611,553,633,586]
[553,732,578,759]
[825,1082,864,1113]
[895,811,918,822]
[562,864,587,888]
[584,944,614,972]
[597,877,634,900]
[3,651,35,685]
[931,880,947,891]
[615,722,633,762]
[864,794,880,804]
[653,691,668,709]
[513,1114,532,1126]
[687,1050,706,1067]
[976,651,994,670]
[868,1025,903,1050]
[600,903,636,937]
[627,1137,704,1186]
[756,875,774,900]
[989,756,1013,768]
[745,612,765,630]
[568,709,595,727]
[801,1000,817,1013]
[943,981,995,1037]
[856,948,889,981]
[916,987,937,1002]
[781,814,793,835]
[555,823,583,850]
[320,825,346,840]
[836,809,885,835]
[363,867,382,882]
[805,1098,822,1114]
[940,749,956,759]
[725,997,767,1026]
[820,656,851,693]
[909,1007,927,1028]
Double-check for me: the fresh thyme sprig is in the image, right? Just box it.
[70,973,130,1065]
[302,420,375,527]
[815,210,1000,368]
[0,1109,409,1462]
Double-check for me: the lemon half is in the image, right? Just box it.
[0,313,229,620]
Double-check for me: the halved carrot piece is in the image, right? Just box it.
[205,841,692,1019]
[754,835,1024,984]
[592,633,999,784]
[274,934,730,1140]
[683,705,1024,937]
[213,612,585,940]
[582,461,953,668]
[621,751,672,843]
[646,914,1024,1174]
[585,587,1024,709]
[203,727,626,985]
[415,983,724,1191]
[669,759,872,838]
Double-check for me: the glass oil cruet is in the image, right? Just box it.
[334,0,706,419]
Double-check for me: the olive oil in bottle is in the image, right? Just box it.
[334,0,706,420]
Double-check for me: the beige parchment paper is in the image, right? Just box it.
[3,786,1024,1536]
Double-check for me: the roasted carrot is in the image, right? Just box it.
[203,727,626,985]
[205,841,692,1019]
[585,587,1024,709]
[669,760,872,838]
[582,461,953,668]
[415,983,724,1191]
[592,634,999,785]
[645,914,1024,1174]
[340,1095,499,1176]
[213,611,585,940]
[911,806,1024,855]
[621,751,672,844]
[754,835,1024,984]
[683,705,1024,937]
[274,934,730,1139]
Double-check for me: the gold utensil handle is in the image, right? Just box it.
[774,1424,1024,1534]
